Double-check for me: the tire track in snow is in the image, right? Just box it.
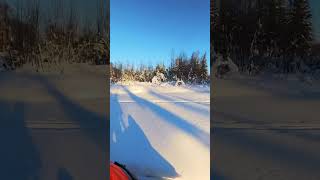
[118,100,210,103]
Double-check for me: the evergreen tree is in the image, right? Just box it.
[287,0,312,58]
[189,52,201,82]
[262,0,287,57]
[211,0,219,67]
[213,1,235,60]
[200,53,209,83]
[155,63,166,74]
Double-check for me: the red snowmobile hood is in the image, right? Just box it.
[110,162,130,180]
[111,162,138,180]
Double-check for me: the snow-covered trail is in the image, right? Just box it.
[212,76,320,180]
[0,64,108,180]
[110,83,210,180]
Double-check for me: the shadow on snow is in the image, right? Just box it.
[0,101,41,179]
[148,90,210,117]
[0,73,107,179]
[124,87,210,148]
[110,94,178,179]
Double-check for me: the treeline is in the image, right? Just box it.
[0,0,109,72]
[111,52,209,84]
[212,0,320,74]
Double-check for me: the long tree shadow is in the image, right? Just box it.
[0,73,107,179]
[214,109,320,143]
[212,127,320,176]
[226,77,320,101]
[213,110,268,126]
[110,94,178,179]
[30,75,107,151]
[25,74,108,179]
[187,86,210,95]
[148,90,210,116]
[0,101,41,179]
[171,95,210,107]
[276,129,320,143]
[124,87,210,148]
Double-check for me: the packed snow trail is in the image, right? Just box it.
[0,64,108,180]
[110,83,210,180]
[212,76,320,180]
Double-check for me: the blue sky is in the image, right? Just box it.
[110,0,210,67]
[310,0,320,42]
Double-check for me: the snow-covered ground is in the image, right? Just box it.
[212,74,320,180]
[0,63,108,180]
[110,82,210,180]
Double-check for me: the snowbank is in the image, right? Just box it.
[215,54,239,72]
[0,53,11,72]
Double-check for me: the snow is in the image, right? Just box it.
[213,74,320,180]
[175,80,185,86]
[152,76,160,85]
[0,55,10,72]
[0,63,108,179]
[152,72,167,85]
[110,82,210,180]
[214,54,239,73]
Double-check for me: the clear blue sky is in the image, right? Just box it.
[110,0,210,67]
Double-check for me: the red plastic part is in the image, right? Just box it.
[110,162,130,180]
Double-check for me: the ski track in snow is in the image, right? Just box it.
[110,83,210,180]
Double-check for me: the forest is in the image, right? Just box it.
[0,0,109,72]
[110,52,209,84]
[211,0,320,76]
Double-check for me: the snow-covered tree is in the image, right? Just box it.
[188,52,201,83]
[200,53,209,83]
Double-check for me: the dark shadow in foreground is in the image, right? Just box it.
[212,126,320,178]
[110,94,178,179]
[58,168,73,180]
[31,75,107,151]
[0,101,41,179]
[211,171,230,180]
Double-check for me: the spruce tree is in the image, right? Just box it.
[200,53,209,83]
[278,0,291,57]
[189,52,201,82]
[261,0,287,57]
[211,0,219,67]
[214,1,235,61]
[287,0,313,58]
